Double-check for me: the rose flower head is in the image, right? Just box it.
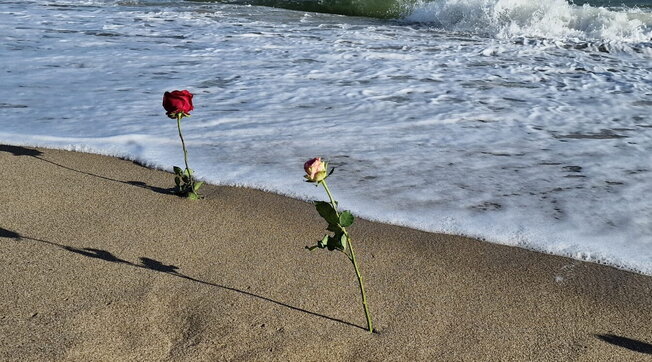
[163,90,194,119]
[304,157,328,183]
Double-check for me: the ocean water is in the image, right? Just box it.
[1,0,651,275]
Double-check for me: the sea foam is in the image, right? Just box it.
[405,0,652,42]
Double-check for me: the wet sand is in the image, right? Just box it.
[1,144,650,361]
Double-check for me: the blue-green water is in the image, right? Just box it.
[578,0,652,7]
[207,0,652,18]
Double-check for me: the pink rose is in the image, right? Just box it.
[163,90,194,119]
[304,157,327,183]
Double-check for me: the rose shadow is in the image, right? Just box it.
[596,334,652,355]
[0,144,43,157]
[1,227,367,332]
[0,145,175,196]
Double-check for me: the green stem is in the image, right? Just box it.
[176,114,193,186]
[320,180,338,214]
[348,238,374,333]
[320,180,374,333]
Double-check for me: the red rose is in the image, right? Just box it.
[163,90,194,119]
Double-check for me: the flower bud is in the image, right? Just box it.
[304,157,327,183]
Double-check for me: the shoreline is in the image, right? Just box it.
[1,144,650,360]
[6,142,650,278]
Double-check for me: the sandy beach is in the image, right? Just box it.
[0,144,650,361]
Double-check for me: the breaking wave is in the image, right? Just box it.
[404,0,652,42]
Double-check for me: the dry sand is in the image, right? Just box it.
[0,144,650,361]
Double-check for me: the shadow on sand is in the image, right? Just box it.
[1,227,366,332]
[596,334,652,355]
[0,144,174,195]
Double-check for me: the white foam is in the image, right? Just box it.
[405,0,652,42]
